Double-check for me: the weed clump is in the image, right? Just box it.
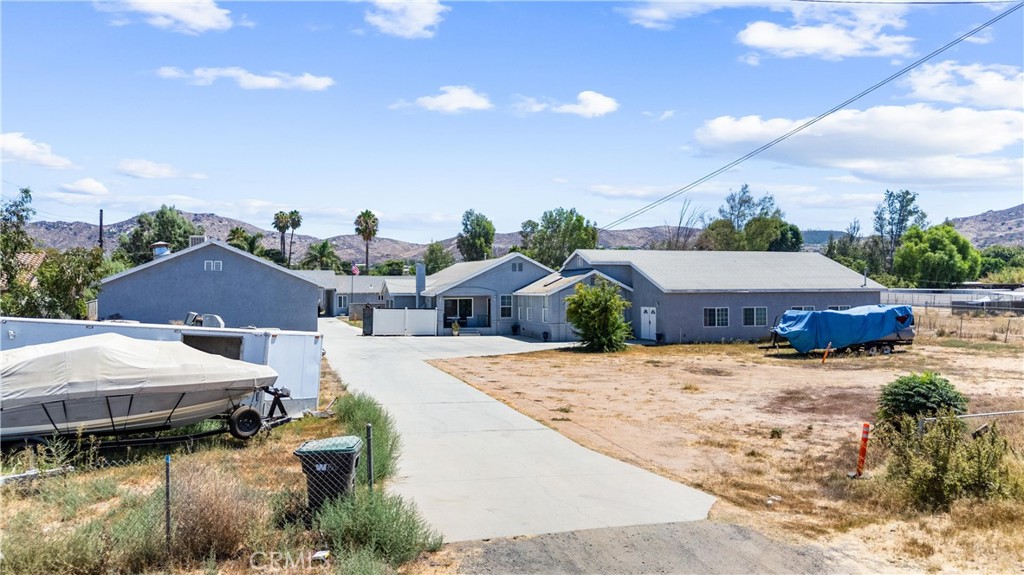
[336,393,400,486]
[317,488,443,567]
[876,372,968,426]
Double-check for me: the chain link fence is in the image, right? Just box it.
[0,422,375,574]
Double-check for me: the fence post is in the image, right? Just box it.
[366,423,374,491]
[165,454,171,556]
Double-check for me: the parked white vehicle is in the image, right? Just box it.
[0,316,323,413]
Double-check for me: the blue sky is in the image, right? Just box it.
[2,1,1021,243]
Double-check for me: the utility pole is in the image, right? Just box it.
[98,209,104,250]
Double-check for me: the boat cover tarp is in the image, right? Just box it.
[773,304,914,354]
[1,333,278,409]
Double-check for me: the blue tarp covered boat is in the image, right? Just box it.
[771,304,915,354]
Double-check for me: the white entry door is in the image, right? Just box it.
[640,307,657,340]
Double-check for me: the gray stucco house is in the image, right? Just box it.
[538,250,885,343]
[420,253,552,335]
[513,269,632,341]
[99,240,320,332]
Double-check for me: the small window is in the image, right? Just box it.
[703,307,728,327]
[828,305,851,311]
[511,262,524,272]
[204,260,222,272]
[742,307,767,327]
[500,295,513,319]
[792,306,815,312]
[337,295,348,308]
[542,307,548,323]
[526,307,531,321]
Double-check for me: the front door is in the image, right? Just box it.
[640,307,657,340]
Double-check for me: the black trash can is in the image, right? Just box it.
[294,436,363,512]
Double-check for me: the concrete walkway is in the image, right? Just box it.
[319,319,716,543]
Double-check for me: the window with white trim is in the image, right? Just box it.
[827,305,851,311]
[500,295,513,319]
[511,262,523,272]
[204,260,222,271]
[742,306,767,327]
[337,295,349,309]
[526,307,532,321]
[542,306,548,323]
[703,307,728,327]
[792,306,815,311]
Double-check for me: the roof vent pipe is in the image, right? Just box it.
[415,263,426,308]
[150,241,171,258]
[862,268,868,288]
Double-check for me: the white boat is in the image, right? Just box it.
[1,333,279,444]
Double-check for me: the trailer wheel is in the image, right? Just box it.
[866,345,880,356]
[228,406,263,439]
[882,344,894,355]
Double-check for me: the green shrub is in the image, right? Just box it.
[336,393,400,485]
[881,412,1022,510]
[332,547,395,575]
[317,488,443,567]
[876,372,968,426]
[565,278,632,352]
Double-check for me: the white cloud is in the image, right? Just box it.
[365,0,448,39]
[737,5,913,60]
[552,91,619,118]
[60,178,109,196]
[118,159,207,180]
[588,184,670,199]
[96,0,233,35]
[413,86,493,113]
[621,2,772,30]
[658,110,675,121]
[513,96,549,115]
[157,66,335,91]
[906,61,1023,110]
[553,178,569,184]
[0,132,75,169]
[694,104,1023,185]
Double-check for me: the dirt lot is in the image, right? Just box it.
[430,329,1024,573]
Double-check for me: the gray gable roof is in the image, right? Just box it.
[568,250,885,292]
[101,240,319,288]
[291,269,341,289]
[382,276,426,296]
[514,269,632,296]
[334,275,395,294]
[422,253,552,297]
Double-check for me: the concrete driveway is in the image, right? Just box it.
[319,319,715,542]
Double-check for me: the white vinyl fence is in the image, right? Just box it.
[371,309,437,336]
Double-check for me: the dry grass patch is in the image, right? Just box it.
[431,314,1024,572]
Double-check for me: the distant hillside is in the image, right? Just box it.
[801,229,845,245]
[26,211,679,264]
[948,204,1023,249]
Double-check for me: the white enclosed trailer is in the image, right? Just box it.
[0,317,323,413]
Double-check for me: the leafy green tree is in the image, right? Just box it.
[718,184,781,229]
[894,224,981,287]
[519,207,598,269]
[115,205,203,266]
[371,259,407,276]
[286,210,302,268]
[768,222,803,252]
[455,209,495,262]
[300,240,342,271]
[742,216,783,251]
[354,209,379,272]
[565,279,632,352]
[979,245,1024,277]
[226,227,265,256]
[1,187,36,286]
[272,211,290,255]
[695,219,744,251]
[873,189,927,272]
[423,241,455,274]
[35,247,106,319]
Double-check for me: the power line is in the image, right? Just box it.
[600,1,1024,231]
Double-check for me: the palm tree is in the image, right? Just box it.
[354,209,379,273]
[272,211,290,256]
[287,210,302,268]
[300,240,341,271]
[227,226,249,248]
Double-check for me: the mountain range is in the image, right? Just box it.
[25,204,1022,263]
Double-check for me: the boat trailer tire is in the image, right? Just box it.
[228,406,263,439]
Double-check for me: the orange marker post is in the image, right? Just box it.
[821,342,832,364]
[856,422,870,478]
